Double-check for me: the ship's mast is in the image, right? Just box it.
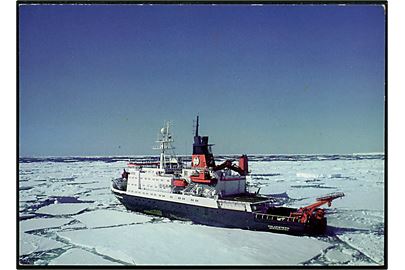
[154,121,175,170]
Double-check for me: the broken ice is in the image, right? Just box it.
[19,155,385,266]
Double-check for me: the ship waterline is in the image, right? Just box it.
[111,117,343,235]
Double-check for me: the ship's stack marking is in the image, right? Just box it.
[111,116,344,235]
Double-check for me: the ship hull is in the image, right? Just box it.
[112,190,326,235]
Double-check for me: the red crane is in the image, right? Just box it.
[290,192,345,224]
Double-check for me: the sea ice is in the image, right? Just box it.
[327,209,383,230]
[57,222,330,265]
[19,156,384,266]
[20,214,36,220]
[49,248,119,265]
[337,232,384,265]
[35,203,93,216]
[324,249,352,264]
[296,172,324,179]
[62,223,87,230]
[79,189,119,206]
[20,217,72,233]
[19,232,66,256]
[73,209,152,228]
[19,195,37,202]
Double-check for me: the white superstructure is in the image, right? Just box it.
[113,120,253,211]
[111,117,344,235]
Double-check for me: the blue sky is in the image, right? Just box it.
[19,4,385,156]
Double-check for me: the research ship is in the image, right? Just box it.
[111,116,344,235]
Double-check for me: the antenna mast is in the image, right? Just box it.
[154,121,175,170]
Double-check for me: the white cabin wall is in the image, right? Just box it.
[126,171,139,193]
[127,168,172,193]
[216,178,246,196]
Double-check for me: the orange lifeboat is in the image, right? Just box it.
[173,179,188,187]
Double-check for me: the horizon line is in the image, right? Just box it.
[18,152,385,159]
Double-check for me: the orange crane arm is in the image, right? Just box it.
[290,192,344,223]
[303,192,345,212]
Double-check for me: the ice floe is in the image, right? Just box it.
[19,195,38,202]
[19,156,384,266]
[337,232,384,265]
[19,232,66,256]
[57,222,330,265]
[49,248,118,265]
[20,217,72,232]
[35,203,93,216]
[73,209,152,228]
[324,249,353,264]
[327,209,383,230]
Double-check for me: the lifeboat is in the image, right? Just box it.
[173,179,188,187]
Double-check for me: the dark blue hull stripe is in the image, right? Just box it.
[112,191,325,235]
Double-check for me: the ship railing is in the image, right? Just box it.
[254,213,300,223]
[250,199,280,206]
[218,200,248,207]
[217,200,249,211]
[182,182,198,194]
[128,161,159,168]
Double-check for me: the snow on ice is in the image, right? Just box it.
[20,217,72,233]
[324,249,353,264]
[49,248,117,265]
[337,232,384,264]
[57,222,330,265]
[19,232,66,256]
[74,209,152,228]
[35,203,93,216]
[19,155,385,266]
